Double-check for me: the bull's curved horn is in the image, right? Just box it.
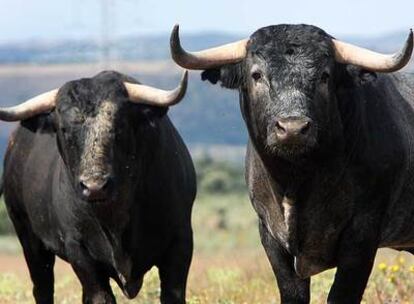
[333,29,413,72]
[170,24,248,70]
[0,89,58,122]
[124,70,188,107]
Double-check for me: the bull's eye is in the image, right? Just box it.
[320,72,330,84]
[251,71,262,81]
[285,48,294,55]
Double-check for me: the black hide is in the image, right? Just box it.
[202,24,414,303]
[2,71,196,304]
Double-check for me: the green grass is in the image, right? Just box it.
[192,193,259,252]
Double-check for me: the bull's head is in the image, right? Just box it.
[170,24,413,161]
[0,70,188,202]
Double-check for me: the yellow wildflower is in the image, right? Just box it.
[398,257,405,265]
[390,265,400,272]
[378,262,387,271]
[409,265,414,273]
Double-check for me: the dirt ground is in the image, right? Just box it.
[0,254,72,278]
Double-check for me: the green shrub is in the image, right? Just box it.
[200,170,233,194]
[195,157,246,195]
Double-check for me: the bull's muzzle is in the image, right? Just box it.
[79,175,113,202]
[275,116,313,144]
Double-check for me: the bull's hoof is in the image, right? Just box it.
[83,291,116,304]
[121,277,143,299]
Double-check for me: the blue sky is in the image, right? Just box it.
[0,0,413,43]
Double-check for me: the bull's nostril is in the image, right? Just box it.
[79,181,90,196]
[78,176,112,201]
[274,117,313,142]
[79,181,91,197]
[79,180,88,191]
[300,121,311,135]
[100,178,111,192]
[275,121,286,133]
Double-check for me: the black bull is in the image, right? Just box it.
[171,24,414,303]
[0,71,196,304]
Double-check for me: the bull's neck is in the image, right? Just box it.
[248,131,350,196]
[254,142,314,189]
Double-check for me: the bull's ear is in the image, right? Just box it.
[48,110,58,132]
[201,63,244,89]
[340,65,377,88]
[20,110,57,133]
[139,105,168,125]
[357,69,377,85]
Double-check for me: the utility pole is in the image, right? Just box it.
[99,0,117,69]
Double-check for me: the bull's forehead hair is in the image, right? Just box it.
[56,71,132,111]
[248,24,334,64]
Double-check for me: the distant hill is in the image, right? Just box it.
[0,31,413,162]
[0,30,413,64]
[0,32,245,64]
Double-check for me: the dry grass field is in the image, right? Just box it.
[0,194,413,303]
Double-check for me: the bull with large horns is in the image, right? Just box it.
[171,23,414,303]
[0,70,196,304]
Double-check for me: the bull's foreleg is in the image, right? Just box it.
[259,221,310,304]
[23,246,55,304]
[327,225,378,304]
[73,267,115,304]
[158,230,193,304]
[65,240,116,304]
